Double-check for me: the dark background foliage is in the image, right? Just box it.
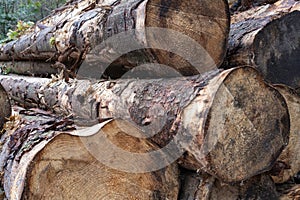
[0,0,66,40]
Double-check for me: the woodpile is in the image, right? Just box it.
[0,0,299,199]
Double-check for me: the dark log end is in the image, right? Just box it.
[204,67,289,182]
[253,11,300,88]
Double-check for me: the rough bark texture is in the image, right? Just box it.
[225,0,300,88]
[1,115,179,200]
[278,184,300,200]
[0,83,11,129]
[179,171,279,199]
[229,0,279,13]
[0,67,290,183]
[0,61,58,77]
[271,85,300,184]
[0,0,230,78]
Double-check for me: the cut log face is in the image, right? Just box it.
[253,11,300,88]
[180,67,290,182]
[16,120,179,200]
[272,85,300,183]
[0,0,230,78]
[0,83,11,129]
[226,0,300,88]
[0,67,290,183]
[141,0,230,74]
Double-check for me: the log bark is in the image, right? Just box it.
[271,85,300,184]
[1,115,179,200]
[278,184,300,200]
[0,61,58,77]
[225,0,300,88]
[229,0,279,13]
[0,83,11,129]
[0,67,290,183]
[179,171,279,199]
[0,0,230,78]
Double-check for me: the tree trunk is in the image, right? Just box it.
[271,85,300,184]
[225,0,300,88]
[1,114,179,200]
[0,0,230,78]
[179,171,279,200]
[0,61,58,77]
[0,67,290,183]
[0,83,11,129]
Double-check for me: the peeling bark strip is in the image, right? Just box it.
[271,85,300,184]
[0,0,230,77]
[0,67,290,183]
[0,83,11,129]
[225,0,300,88]
[2,118,179,200]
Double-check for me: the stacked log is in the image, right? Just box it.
[225,0,300,88]
[271,85,300,184]
[1,117,179,200]
[0,66,291,199]
[0,0,230,78]
[0,0,300,199]
[0,66,290,185]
